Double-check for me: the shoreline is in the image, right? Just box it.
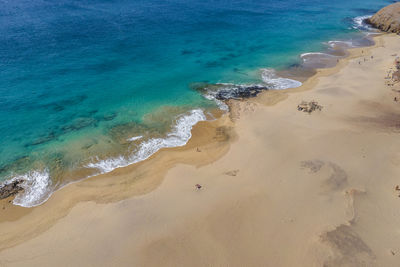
[0,19,378,208]
[2,31,400,265]
[0,32,384,230]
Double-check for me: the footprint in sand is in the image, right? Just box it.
[224,170,240,176]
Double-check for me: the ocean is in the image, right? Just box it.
[0,0,392,206]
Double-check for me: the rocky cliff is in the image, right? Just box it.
[367,2,400,33]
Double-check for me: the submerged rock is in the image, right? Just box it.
[61,117,97,133]
[0,179,24,199]
[367,3,400,33]
[102,112,117,121]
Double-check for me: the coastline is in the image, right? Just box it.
[2,32,400,265]
[0,29,381,215]
[0,14,375,208]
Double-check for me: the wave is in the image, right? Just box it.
[6,109,206,207]
[300,52,337,59]
[352,15,373,31]
[327,40,355,49]
[86,109,206,173]
[126,135,143,142]
[260,69,302,89]
[299,51,342,68]
[196,69,302,108]
[5,170,53,207]
[203,92,229,111]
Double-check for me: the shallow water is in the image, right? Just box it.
[0,0,392,206]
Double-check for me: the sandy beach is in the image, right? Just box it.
[1,33,400,266]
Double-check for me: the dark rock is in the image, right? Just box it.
[191,82,269,101]
[215,85,268,100]
[367,3,400,33]
[181,49,194,55]
[0,179,24,199]
[102,112,117,121]
[28,132,57,146]
[297,101,323,113]
[392,70,400,81]
[61,117,97,133]
[42,94,87,112]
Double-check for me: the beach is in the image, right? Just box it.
[1,32,400,266]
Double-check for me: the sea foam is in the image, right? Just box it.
[260,69,302,90]
[10,170,53,207]
[5,109,206,207]
[126,135,143,142]
[352,15,373,31]
[327,40,355,49]
[86,109,207,174]
[300,52,337,59]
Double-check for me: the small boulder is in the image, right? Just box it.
[297,101,323,113]
[0,179,24,199]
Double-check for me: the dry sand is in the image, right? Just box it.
[1,34,400,266]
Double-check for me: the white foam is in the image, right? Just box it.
[0,109,205,207]
[260,69,302,90]
[300,52,336,58]
[300,52,338,63]
[6,170,53,208]
[327,40,355,48]
[87,109,207,173]
[352,15,373,30]
[126,135,143,142]
[203,92,229,111]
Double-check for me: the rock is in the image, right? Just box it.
[61,117,97,133]
[190,82,269,101]
[297,101,323,113]
[102,112,117,121]
[395,57,400,70]
[215,85,268,100]
[367,3,400,33]
[392,70,400,81]
[0,179,24,199]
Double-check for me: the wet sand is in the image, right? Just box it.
[1,34,400,266]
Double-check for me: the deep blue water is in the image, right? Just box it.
[0,0,393,206]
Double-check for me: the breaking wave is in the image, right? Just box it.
[260,69,302,89]
[6,170,53,208]
[352,15,373,31]
[86,109,207,173]
[126,135,143,142]
[2,109,206,207]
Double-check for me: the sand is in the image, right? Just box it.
[1,34,400,266]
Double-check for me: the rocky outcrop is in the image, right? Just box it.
[367,3,400,33]
[190,82,269,101]
[297,101,323,113]
[0,179,24,199]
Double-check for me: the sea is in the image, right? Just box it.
[0,0,393,207]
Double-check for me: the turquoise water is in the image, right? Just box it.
[0,0,392,206]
